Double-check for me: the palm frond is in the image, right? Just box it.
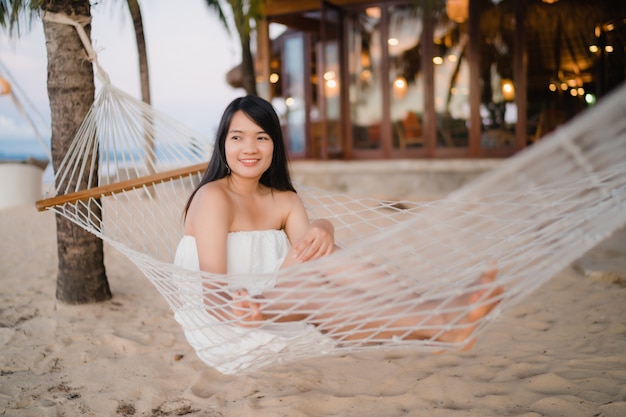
[204,0,231,36]
[0,0,40,36]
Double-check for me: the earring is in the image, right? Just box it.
[226,165,231,175]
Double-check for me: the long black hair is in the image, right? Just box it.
[183,95,296,218]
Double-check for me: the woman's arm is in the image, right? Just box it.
[283,192,336,264]
[185,183,231,274]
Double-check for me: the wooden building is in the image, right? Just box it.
[254,0,625,161]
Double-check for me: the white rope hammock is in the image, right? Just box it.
[38,13,626,374]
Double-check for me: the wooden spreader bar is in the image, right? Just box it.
[36,162,207,212]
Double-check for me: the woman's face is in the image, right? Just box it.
[225,110,274,179]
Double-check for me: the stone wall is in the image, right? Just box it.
[290,159,502,200]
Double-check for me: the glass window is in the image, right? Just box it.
[433,1,470,148]
[388,4,424,150]
[478,0,517,149]
[283,35,306,154]
[347,7,383,151]
[315,4,342,158]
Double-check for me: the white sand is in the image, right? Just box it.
[1,204,626,417]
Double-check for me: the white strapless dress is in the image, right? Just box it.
[173,230,332,374]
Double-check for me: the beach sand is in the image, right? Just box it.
[1,204,625,417]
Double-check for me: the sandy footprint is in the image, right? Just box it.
[187,368,238,399]
[103,330,154,354]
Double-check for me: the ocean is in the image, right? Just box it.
[0,137,209,187]
[0,138,50,161]
[0,138,53,184]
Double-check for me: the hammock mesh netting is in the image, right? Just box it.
[38,13,626,375]
[38,77,626,373]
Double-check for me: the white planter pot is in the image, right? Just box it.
[0,160,47,210]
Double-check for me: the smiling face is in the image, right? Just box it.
[225,110,274,179]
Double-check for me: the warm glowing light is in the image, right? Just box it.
[360,69,372,81]
[269,73,280,84]
[285,97,295,106]
[446,0,468,23]
[560,82,568,91]
[388,38,399,46]
[448,54,458,62]
[501,79,515,101]
[365,7,381,19]
[605,45,614,53]
[570,88,578,96]
[360,52,371,68]
[589,45,599,53]
[325,77,339,97]
[324,71,336,81]
[433,56,444,65]
[393,76,408,99]
[577,87,585,95]
[604,23,615,32]
[549,83,557,92]
[567,78,577,87]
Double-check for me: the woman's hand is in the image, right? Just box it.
[231,289,264,327]
[291,219,336,262]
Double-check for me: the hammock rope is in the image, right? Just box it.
[38,13,626,374]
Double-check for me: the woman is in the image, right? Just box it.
[176,95,337,323]
[174,95,500,373]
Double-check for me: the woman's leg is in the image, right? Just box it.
[312,268,501,345]
[262,248,502,345]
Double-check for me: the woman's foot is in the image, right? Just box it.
[436,265,502,349]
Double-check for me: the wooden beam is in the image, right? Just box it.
[36,162,207,212]
[256,17,271,100]
[269,14,322,32]
[514,0,528,152]
[468,0,481,157]
[265,0,320,16]
[265,0,369,17]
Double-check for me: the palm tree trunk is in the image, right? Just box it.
[239,29,257,96]
[229,0,257,95]
[126,0,155,176]
[127,0,151,105]
[42,0,111,303]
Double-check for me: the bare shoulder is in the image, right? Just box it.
[193,180,231,205]
[185,180,233,232]
[271,188,304,209]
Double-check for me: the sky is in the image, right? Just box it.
[0,0,245,160]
